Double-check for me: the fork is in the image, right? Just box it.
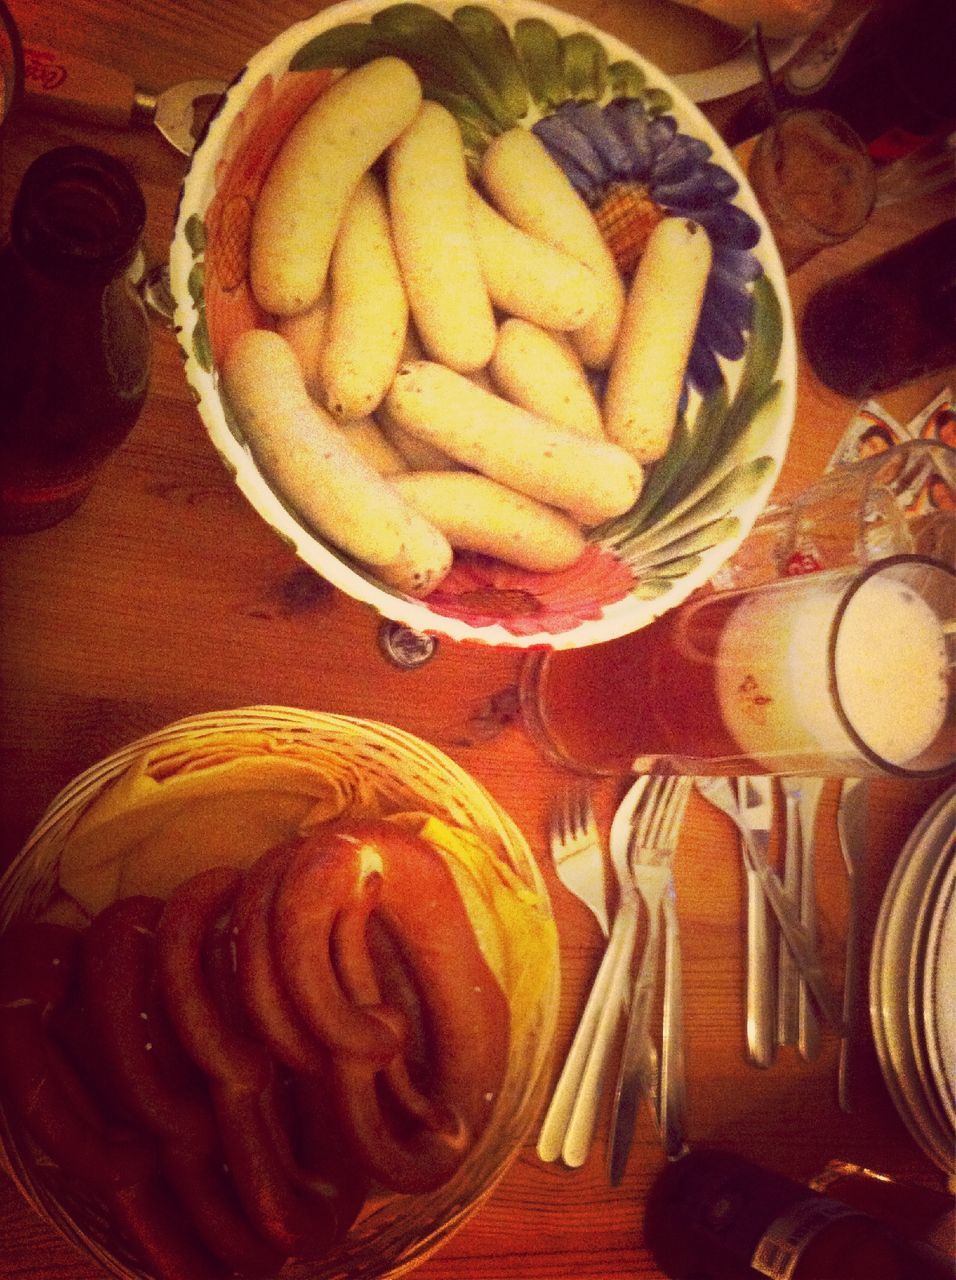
[549,783,610,938]
[789,776,826,1061]
[607,776,692,1184]
[537,778,646,1164]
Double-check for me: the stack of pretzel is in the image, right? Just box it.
[0,818,511,1280]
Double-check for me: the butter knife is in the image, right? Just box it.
[795,777,826,1063]
[836,778,869,1113]
[737,777,776,1068]
[699,776,845,1033]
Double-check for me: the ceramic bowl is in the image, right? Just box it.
[170,0,796,648]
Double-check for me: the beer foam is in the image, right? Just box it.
[834,575,948,766]
[717,573,948,770]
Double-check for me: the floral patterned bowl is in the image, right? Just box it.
[170,0,796,648]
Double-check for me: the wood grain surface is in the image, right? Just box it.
[1,0,952,1277]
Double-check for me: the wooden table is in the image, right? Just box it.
[1,1,953,1276]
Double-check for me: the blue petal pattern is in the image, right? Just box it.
[532,98,762,396]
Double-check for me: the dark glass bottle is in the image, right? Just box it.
[643,1148,955,1279]
[801,217,956,399]
[724,0,956,156]
[0,145,150,533]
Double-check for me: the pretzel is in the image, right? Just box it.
[230,841,328,1071]
[273,821,511,1192]
[0,921,227,1279]
[82,895,217,1149]
[156,869,354,1257]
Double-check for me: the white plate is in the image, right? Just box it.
[870,784,956,1173]
[922,841,956,1126]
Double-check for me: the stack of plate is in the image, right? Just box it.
[870,783,955,1174]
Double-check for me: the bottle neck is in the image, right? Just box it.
[11,145,145,285]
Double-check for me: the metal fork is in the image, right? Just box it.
[737,777,776,1069]
[549,783,610,938]
[542,773,655,1167]
[537,779,644,1164]
[608,776,692,1184]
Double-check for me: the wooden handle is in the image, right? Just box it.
[21,42,150,127]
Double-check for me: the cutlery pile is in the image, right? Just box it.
[696,775,870,1106]
[539,773,871,1183]
[538,776,692,1178]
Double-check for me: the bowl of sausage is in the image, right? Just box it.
[171,0,796,647]
[0,707,559,1279]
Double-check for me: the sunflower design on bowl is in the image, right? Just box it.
[173,1,792,646]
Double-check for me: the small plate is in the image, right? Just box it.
[870,784,956,1173]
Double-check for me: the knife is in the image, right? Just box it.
[735,777,845,1034]
[794,777,826,1063]
[737,777,776,1068]
[21,41,224,154]
[836,777,869,1113]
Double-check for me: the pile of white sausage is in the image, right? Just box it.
[222,56,713,596]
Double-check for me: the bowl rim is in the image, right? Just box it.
[169,0,797,650]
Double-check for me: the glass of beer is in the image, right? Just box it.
[520,555,954,778]
[747,108,877,273]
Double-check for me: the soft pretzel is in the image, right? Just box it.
[156,868,354,1257]
[0,921,228,1279]
[230,841,328,1072]
[273,820,510,1192]
[82,896,217,1149]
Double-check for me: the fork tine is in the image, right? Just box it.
[579,786,596,844]
[658,778,692,848]
[552,781,585,862]
[627,776,666,861]
[552,783,573,856]
[627,775,687,864]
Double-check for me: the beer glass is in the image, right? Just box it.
[520,556,954,778]
[711,440,956,591]
[747,108,876,273]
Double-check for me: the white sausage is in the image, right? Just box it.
[387,102,497,373]
[480,128,624,368]
[384,360,643,525]
[605,217,712,464]
[468,189,599,332]
[320,172,408,419]
[490,319,605,439]
[393,471,586,572]
[222,331,450,595]
[249,58,422,316]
